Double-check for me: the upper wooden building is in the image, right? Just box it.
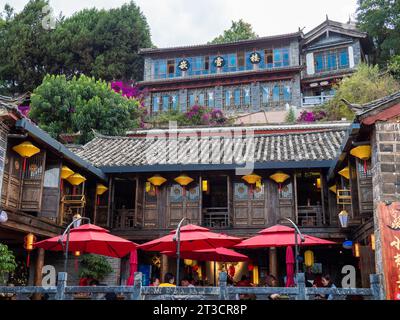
[138,18,372,121]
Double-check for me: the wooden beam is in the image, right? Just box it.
[32,248,45,300]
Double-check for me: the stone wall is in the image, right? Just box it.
[0,120,9,197]
[371,122,400,299]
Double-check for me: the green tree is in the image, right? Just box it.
[356,0,400,65]
[0,243,17,285]
[30,74,143,143]
[210,19,258,44]
[52,1,152,82]
[79,254,113,281]
[323,63,400,120]
[388,55,400,80]
[0,0,57,94]
[0,1,152,95]
[285,107,296,123]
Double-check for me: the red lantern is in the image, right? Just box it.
[23,233,36,267]
[192,265,199,272]
[228,265,236,278]
[248,263,254,272]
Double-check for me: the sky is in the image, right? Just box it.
[1,0,359,48]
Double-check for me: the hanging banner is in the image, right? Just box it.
[377,202,400,300]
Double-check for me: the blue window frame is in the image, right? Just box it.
[171,94,178,110]
[282,48,290,66]
[261,86,270,105]
[273,49,282,67]
[283,85,292,102]
[225,90,232,106]
[234,89,241,106]
[153,96,160,113]
[227,53,237,72]
[315,53,324,73]
[272,85,280,102]
[162,96,169,111]
[189,93,195,107]
[339,49,349,68]
[207,91,215,107]
[243,87,251,105]
[327,52,337,70]
[198,93,205,106]
[154,60,167,79]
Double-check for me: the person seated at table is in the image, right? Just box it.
[150,277,160,287]
[266,275,289,300]
[181,278,195,287]
[318,274,337,300]
[159,273,176,287]
[236,275,256,300]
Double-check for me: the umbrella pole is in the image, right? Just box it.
[64,229,71,273]
[214,261,216,286]
[175,218,185,286]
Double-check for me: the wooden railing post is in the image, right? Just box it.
[131,272,142,300]
[55,272,67,300]
[297,273,306,300]
[219,272,228,300]
[370,274,381,300]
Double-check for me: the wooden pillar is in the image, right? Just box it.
[269,247,278,277]
[161,254,169,282]
[32,248,45,300]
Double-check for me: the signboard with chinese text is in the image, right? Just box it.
[377,202,400,300]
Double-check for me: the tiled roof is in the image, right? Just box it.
[344,91,400,117]
[75,126,348,168]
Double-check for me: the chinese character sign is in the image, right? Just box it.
[378,202,400,300]
[249,52,261,64]
[213,56,225,68]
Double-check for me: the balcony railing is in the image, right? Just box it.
[202,207,230,229]
[297,205,324,227]
[302,95,334,107]
[113,209,138,229]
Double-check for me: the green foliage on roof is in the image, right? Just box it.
[210,19,258,45]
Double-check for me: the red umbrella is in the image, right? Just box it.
[34,224,138,258]
[285,246,295,287]
[139,224,242,252]
[234,225,336,249]
[161,247,249,262]
[126,250,138,286]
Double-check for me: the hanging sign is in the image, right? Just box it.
[178,59,190,71]
[377,202,400,300]
[249,52,261,64]
[213,56,225,68]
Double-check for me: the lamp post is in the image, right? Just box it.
[173,218,186,286]
[58,214,91,273]
[278,218,305,281]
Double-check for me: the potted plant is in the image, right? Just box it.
[78,254,113,285]
[0,243,17,300]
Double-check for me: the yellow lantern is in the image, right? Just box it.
[12,141,40,171]
[184,259,193,266]
[350,145,372,173]
[145,182,152,193]
[148,175,167,195]
[316,178,321,189]
[252,265,259,285]
[74,251,81,257]
[67,173,86,195]
[202,180,208,192]
[148,174,167,187]
[242,173,262,185]
[338,167,350,180]
[304,250,315,267]
[371,234,375,251]
[354,243,361,258]
[96,184,108,195]
[256,179,262,189]
[270,172,290,192]
[23,233,36,267]
[67,173,86,186]
[61,166,74,179]
[174,174,194,196]
[329,185,337,194]
[96,183,108,206]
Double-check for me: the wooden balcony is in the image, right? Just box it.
[202,207,231,229]
[297,205,324,227]
[113,209,140,230]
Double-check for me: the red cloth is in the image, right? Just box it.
[34,224,138,258]
[235,225,336,249]
[285,246,295,287]
[236,280,251,287]
[139,224,241,252]
[126,250,138,286]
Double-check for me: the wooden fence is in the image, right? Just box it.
[0,272,382,300]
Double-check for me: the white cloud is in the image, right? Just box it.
[0,0,358,47]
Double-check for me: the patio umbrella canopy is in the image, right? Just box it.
[285,246,295,287]
[161,247,249,262]
[138,224,242,252]
[126,250,138,286]
[234,225,336,249]
[34,224,138,258]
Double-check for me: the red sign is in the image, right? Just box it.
[377,202,400,300]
